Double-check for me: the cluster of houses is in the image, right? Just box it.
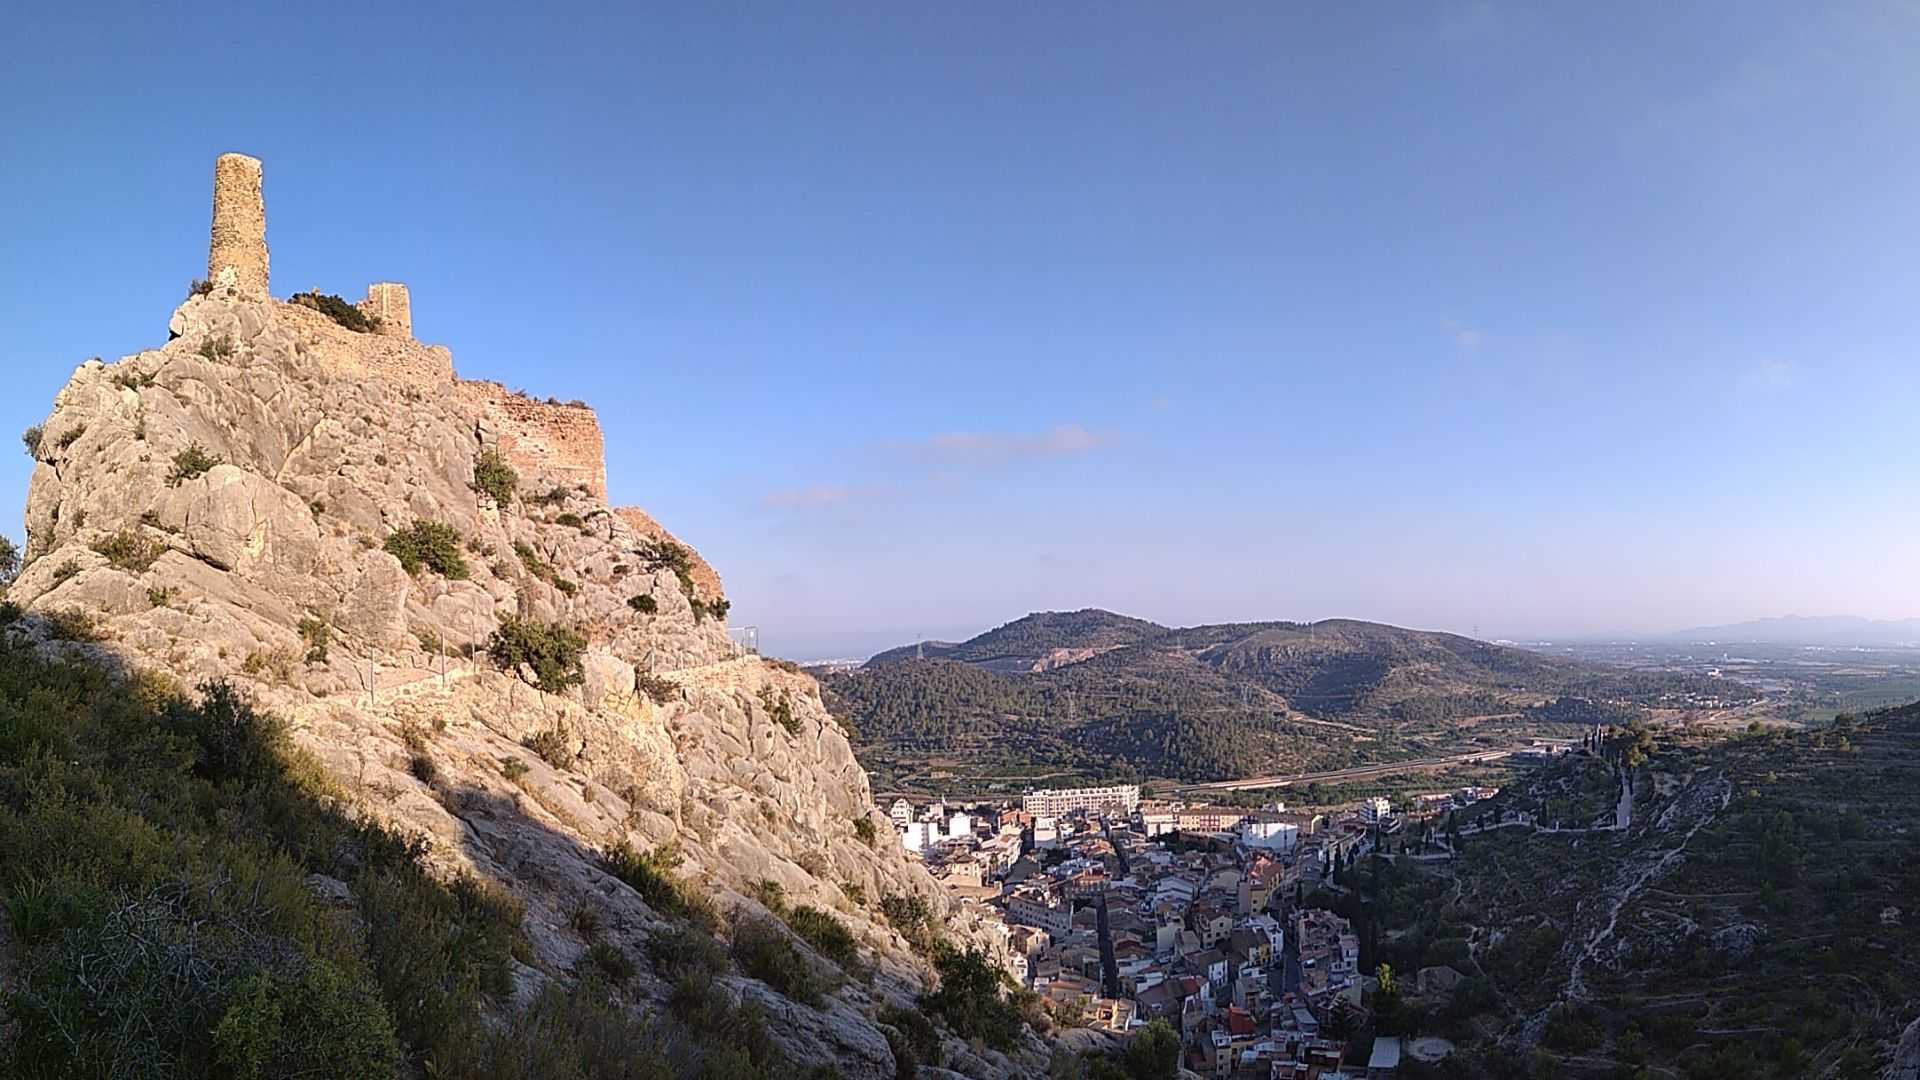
[884,782,1497,1078]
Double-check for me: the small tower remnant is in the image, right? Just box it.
[207,153,269,299]
[359,282,412,338]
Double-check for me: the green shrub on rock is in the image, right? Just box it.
[731,914,830,1007]
[167,443,221,486]
[384,521,470,579]
[289,290,377,333]
[471,449,519,505]
[486,616,585,693]
[212,961,403,1080]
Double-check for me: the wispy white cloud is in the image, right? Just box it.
[921,423,1109,460]
[1737,359,1797,393]
[760,484,866,509]
[1443,318,1486,351]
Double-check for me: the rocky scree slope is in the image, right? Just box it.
[9,296,1046,1079]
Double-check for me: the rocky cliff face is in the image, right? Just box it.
[9,296,1050,1079]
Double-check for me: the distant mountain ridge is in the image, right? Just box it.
[831,609,1739,784]
[864,609,1171,673]
[1664,614,1920,646]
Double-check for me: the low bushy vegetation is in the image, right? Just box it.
[638,539,696,597]
[582,941,635,986]
[784,905,865,978]
[56,425,86,449]
[21,425,42,459]
[167,443,221,486]
[636,672,679,705]
[290,290,377,333]
[731,913,831,1006]
[0,646,536,1078]
[921,942,1029,1051]
[522,723,574,768]
[600,840,717,932]
[471,449,519,505]
[486,616,586,693]
[514,540,555,582]
[879,892,937,956]
[879,1004,943,1075]
[41,607,106,642]
[92,528,166,572]
[760,685,800,735]
[297,616,330,664]
[628,593,658,614]
[384,521,470,579]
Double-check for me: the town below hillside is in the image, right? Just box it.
[869,706,1920,1078]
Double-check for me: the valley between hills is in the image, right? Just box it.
[822,609,1769,798]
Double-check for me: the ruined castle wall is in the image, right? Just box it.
[276,301,455,387]
[454,381,608,501]
[359,282,412,338]
[613,507,725,600]
[208,154,269,299]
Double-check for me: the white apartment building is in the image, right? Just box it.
[1021,784,1142,818]
[946,811,973,841]
[1359,797,1393,824]
[1239,818,1299,852]
[902,821,936,854]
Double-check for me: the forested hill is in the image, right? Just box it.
[1415,705,1920,1077]
[826,611,1751,785]
[865,609,1169,673]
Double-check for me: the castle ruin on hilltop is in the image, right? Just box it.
[201,152,607,499]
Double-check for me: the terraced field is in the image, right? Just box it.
[1433,707,1920,1078]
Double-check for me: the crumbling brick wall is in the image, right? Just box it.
[455,381,608,500]
[276,301,455,386]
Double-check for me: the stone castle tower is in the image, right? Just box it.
[207,153,269,300]
[202,153,414,340]
[361,282,412,339]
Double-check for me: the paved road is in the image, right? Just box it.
[877,747,1525,805]
[1173,748,1522,794]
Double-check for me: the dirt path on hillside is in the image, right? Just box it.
[1565,771,1728,1001]
[1513,769,1731,1048]
[1890,1015,1920,1080]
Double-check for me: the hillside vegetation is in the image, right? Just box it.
[1350,708,1920,1079]
[0,634,807,1079]
[828,610,1745,788]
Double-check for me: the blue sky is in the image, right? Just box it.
[5,3,1920,658]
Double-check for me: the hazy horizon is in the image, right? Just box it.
[10,4,1920,660]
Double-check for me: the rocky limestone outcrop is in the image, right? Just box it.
[613,505,725,603]
[11,296,1054,1079]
